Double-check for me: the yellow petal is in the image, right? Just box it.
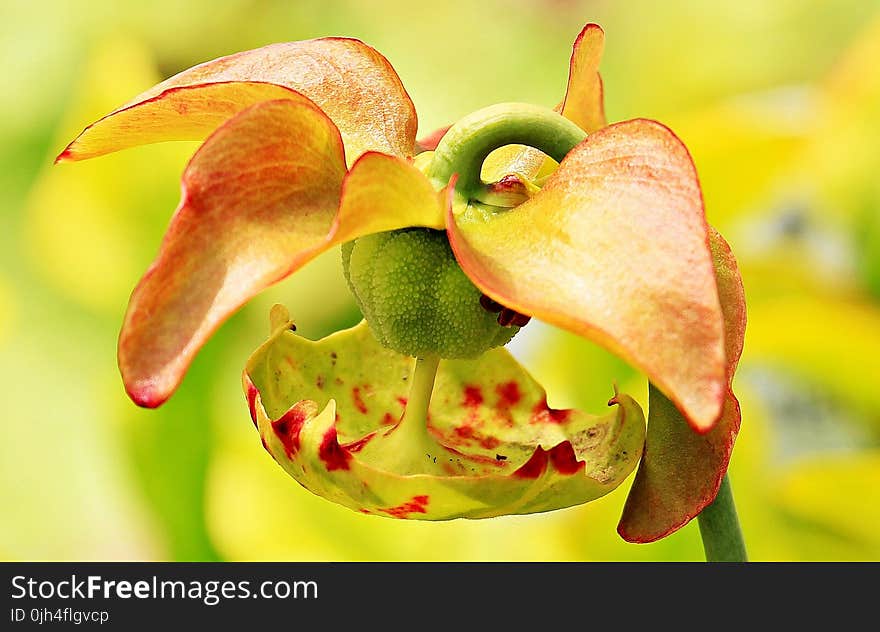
[331,152,445,242]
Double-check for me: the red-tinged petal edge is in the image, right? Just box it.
[416,125,451,153]
[55,82,301,163]
[416,22,606,170]
[57,37,418,163]
[618,228,746,542]
[448,118,727,432]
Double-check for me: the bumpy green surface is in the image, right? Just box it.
[342,228,517,358]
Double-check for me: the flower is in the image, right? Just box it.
[57,24,745,541]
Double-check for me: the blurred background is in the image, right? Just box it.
[3,0,879,561]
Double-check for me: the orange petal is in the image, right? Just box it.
[618,228,746,542]
[119,96,346,407]
[120,98,442,408]
[448,118,726,430]
[55,82,298,163]
[57,38,417,163]
[560,23,607,134]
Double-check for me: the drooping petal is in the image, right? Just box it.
[119,96,345,407]
[245,308,645,519]
[618,386,740,543]
[618,228,746,542]
[448,118,727,431]
[481,22,607,183]
[121,98,443,408]
[57,38,418,163]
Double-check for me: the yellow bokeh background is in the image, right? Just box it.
[3,0,879,561]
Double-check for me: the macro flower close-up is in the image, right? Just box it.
[12,0,880,580]
[56,22,747,555]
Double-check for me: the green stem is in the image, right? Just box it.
[400,355,440,441]
[380,355,441,474]
[427,102,586,198]
[697,474,748,562]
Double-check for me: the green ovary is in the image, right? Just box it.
[342,228,518,359]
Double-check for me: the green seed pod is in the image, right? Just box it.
[342,228,519,358]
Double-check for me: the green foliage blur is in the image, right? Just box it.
[3,0,879,561]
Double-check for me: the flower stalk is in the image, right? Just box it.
[378,354,442,475]
[398,355,441,444]
[697,474,748,562]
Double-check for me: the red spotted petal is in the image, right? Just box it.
[244,311,646,519]
[448,119,727,431]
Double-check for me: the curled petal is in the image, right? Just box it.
[481,143,551,185]
[121,98,443,407]
[448,119,727,430]
[618,228,746,542]
[475,173,540,208]
[245,310,646,519]
[57,38,417,162]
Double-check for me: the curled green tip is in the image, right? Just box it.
[427,102,587,196]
